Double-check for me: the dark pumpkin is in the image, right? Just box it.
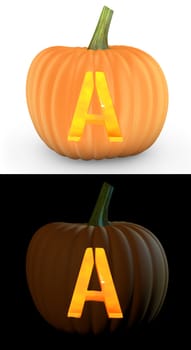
[26,183,168,334]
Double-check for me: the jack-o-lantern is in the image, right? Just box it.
[26,183,169,334]
[26,6,168,160]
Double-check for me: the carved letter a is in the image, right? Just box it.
[68,72,123,142]
[67,247,123,318]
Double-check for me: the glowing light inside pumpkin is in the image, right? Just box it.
[67,248,123,318]
[68,72,123,142]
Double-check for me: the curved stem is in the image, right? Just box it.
[88,182,114,226]
[88,6,113,50]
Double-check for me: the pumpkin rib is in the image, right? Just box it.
[35,50,65,150]
[49,224,70,330]
[102,51,116,108]
[49,223,78,332]
[32,49,67,146]
[28,48,75,151]
[128,223,169,320]
[108,48,136,156]
[117,48,143,156]
[135,224,169,297]
[27,224,57,325]
[39,49,77,153]
[107,224,134,303]
[26,47,53,120]
[151,66,169,149]
[26,49,61,144]
[26,47,58,95]
[128,224,167,320]
[26,225,45,319]
[114,223,154,326]
[129,47,168,149]
[127,225,154,325]
[39,224,68,328]
[130,46,169,116]
[50,49,87,156]
[129,48,156,153]
[138,50,167,152]
[116,47,155,154]
[47,223,83,331]
[104,49,135,159]
[132,225,165,320]
[26,226,46,318]
[28,223,78,331]
[106,225,134,332]
[130,48,168,152]
[108,46,168,156]
[141,227,169,320]
[110,47,146,153]
[107,49,134,157]
[33,224,68,329]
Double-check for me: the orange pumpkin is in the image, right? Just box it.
[26,6,168,160]
[26,182,169,335]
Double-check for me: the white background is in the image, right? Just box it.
[1,0,191,174]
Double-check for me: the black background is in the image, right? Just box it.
[2,174,190,348]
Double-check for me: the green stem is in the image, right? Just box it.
[88,6,113,50]
[88,182,114,226]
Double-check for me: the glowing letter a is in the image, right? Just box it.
[67,248,123,318]
[68,72,123,142]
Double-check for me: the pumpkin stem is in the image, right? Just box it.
[88,6,113,50]
[88,182,114,226]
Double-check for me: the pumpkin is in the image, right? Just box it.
[26,182,169,335]
[26,6,168,160]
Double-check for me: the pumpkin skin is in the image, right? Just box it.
[26,7,168,160]
[26,183,169,335]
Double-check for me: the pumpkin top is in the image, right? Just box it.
[88,6,113,50]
